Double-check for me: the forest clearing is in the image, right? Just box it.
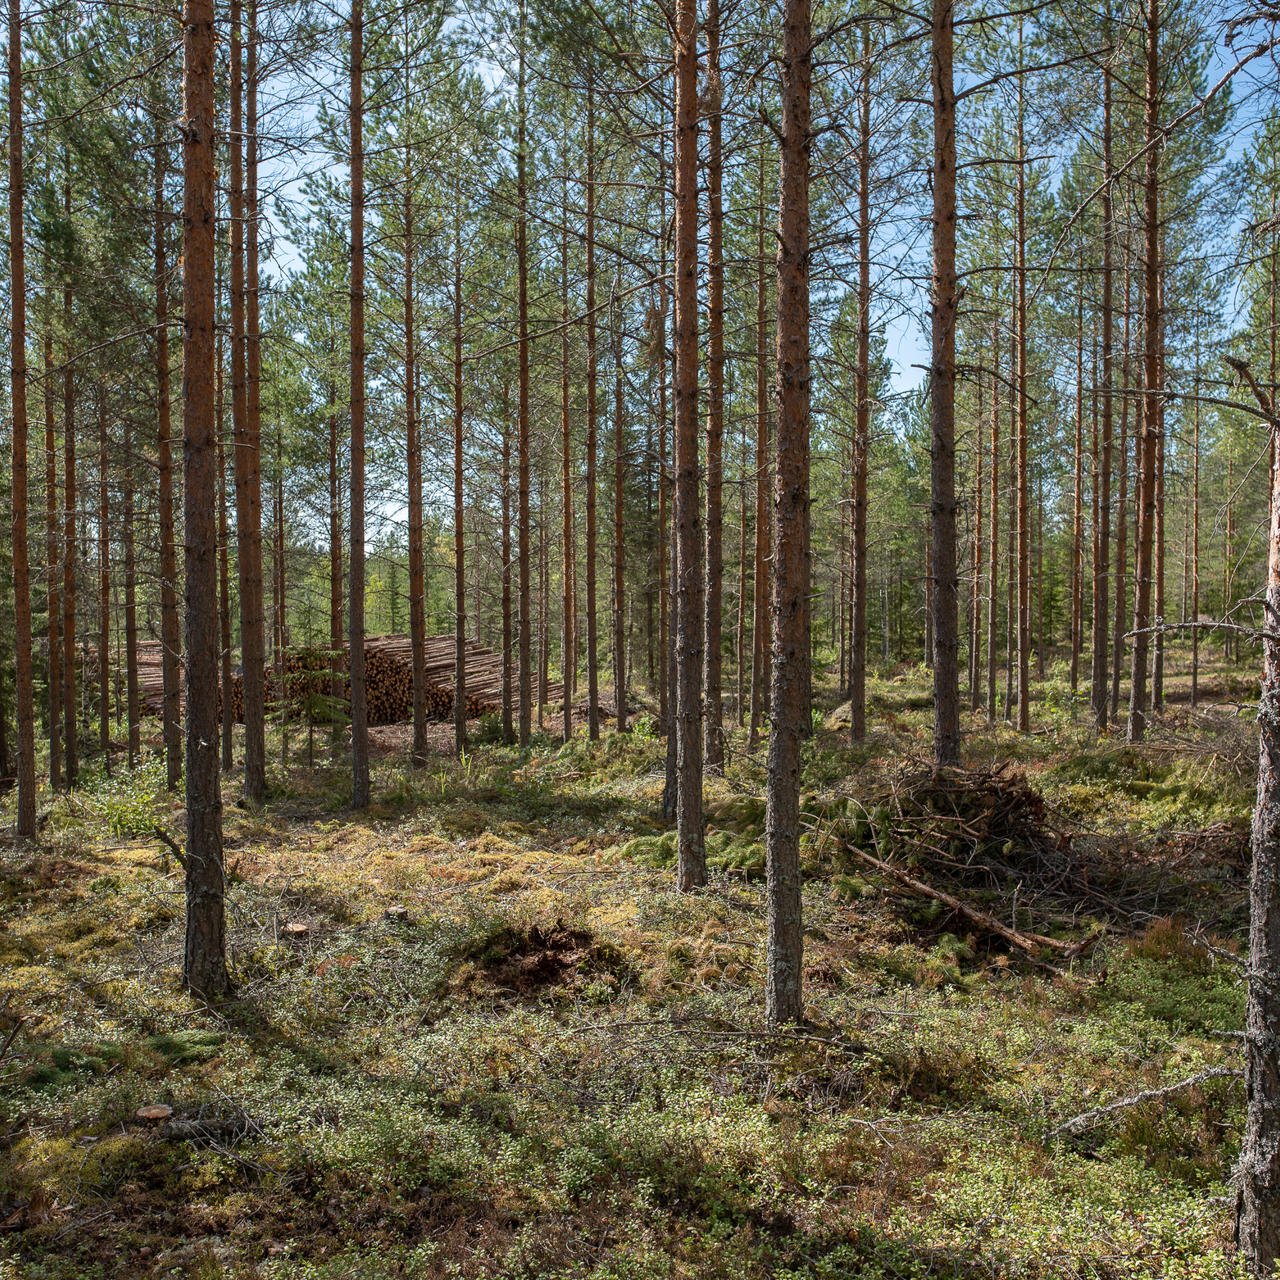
[0,654,1264,1278]
[4,0,1280,1273]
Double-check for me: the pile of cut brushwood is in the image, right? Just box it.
[835,763,1247,959]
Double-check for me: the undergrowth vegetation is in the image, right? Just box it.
[0,657,1257,1279]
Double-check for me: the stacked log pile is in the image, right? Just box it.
[221,635,557,725]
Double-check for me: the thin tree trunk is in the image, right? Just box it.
[1091,48,1114,727]
[348,0,370,807]
[673,0,705,888]
[453,214,467,755]
[328,400,342,746]
[502,384,514,743]
[154,133,181,790]
[97,394,109,766]
[61,179,79,787]
[585,82,600,741]
[8,0,36,837]
[217,337,234,770]
[44,330,62,790]
[766,0,811,1024]
[405,162,427,763]
[1127,0,1161,744]
[230,0,265,805]
[612,283,628,733]
[850,23,872,742]
[703,0,725,768]
[123,415,140,765]
[930,0,961,765]
[516,0,532,747]
[987,319,1000,721]
[970,362,984,711]
[1014,67,1031,734]
[1070,257,1085,694]
[1191,334,1200,707]
[560,170,575,742]
[749,127,770,750]
[1111,276,1132,721]
[180,0,231,998]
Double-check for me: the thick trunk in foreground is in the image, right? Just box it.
[673,0,705,889]
[766,0,811,1025]
[349,0,371,808]
[180,0,231,999]
[1231,356,1280,1275]
[929,0,961,765]
[61,199,79,787]
[8,0,36,838]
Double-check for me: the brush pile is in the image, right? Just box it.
[838,762,1247,934]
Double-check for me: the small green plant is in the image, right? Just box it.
[83,755,169,838]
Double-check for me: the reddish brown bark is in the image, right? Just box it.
[8,0,36,837]
[180,0,231,998]
[766,0,812,1024]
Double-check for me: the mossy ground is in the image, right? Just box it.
[0,650,1258,1279]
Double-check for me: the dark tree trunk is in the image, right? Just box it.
[673,0,706,889]
[1091,49,1114,728]
[61,184,79,788]
[230,0,265,805]
[850,22,872,741]
[612,283,628,733]
[766,0,811,1025]
[97,394,110,766]
[123,415,140,765]
[180,0,231,999]
[702,0,725,768]
[349,0,371,808]
[987,320,1001,722]
[585,83,600,741]
[43,332,62,790]
[1127,0,1160,745]
[749,128,770,751]
[155,132,182,790]
[560,178,575,742]
[929,0,961,765]
[217,339,234,770]
[8,0,36,837]
[516,0,533,747]
[453,215,467,756]
[406,158,428,765]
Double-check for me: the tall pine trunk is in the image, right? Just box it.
[8,0,36,838]
[766,0,811,1024]
[702,0,725,768]
[672,0,705,889]
[348,0,371,807]
[180,0,231,998]
[930,0,960,765]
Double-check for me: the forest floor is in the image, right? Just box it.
[0,652,1264,1279]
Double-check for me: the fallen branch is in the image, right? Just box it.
[843,842,1086,957]
[154,827,185,868]
[1053,1066,1242,1138]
